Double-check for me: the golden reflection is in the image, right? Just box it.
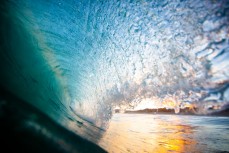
[99,114,199,153]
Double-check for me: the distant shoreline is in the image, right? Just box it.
[115,107,229,117]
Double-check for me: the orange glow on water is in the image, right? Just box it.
[99,114,199,153]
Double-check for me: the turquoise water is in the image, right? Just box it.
[0,0,229,152]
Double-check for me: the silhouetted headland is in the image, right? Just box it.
[117,107,229,116]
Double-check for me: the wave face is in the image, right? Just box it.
[0,0,229,133]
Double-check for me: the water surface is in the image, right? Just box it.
[99,114,229,153]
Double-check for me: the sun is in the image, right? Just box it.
[134,98,160,110]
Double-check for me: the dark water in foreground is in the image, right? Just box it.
[99,114,229,153]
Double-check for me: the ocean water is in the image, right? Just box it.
[0,0,229,152]
[99,114,229,153]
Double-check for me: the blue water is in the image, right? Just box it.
[0,0,229,151]
[99,114,229,153]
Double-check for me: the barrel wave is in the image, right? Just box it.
[0,0,229,151]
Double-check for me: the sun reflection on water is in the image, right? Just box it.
[99,114,201,153]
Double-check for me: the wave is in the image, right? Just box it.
[0,0,228,141]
